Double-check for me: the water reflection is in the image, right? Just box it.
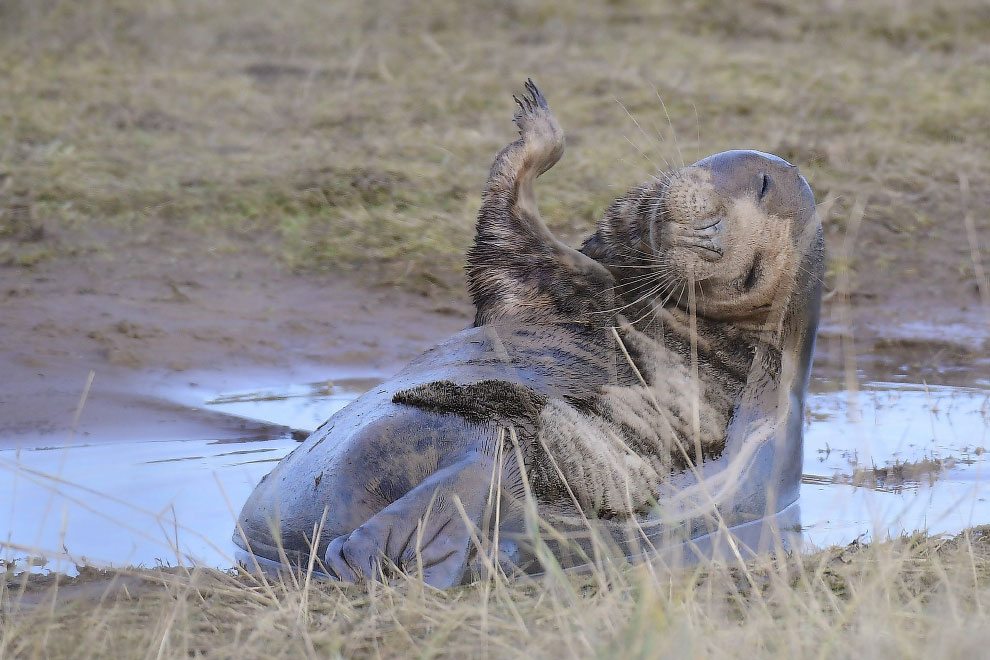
[1,376,988,573]
[801,380,990,547]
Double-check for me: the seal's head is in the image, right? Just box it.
[651,150,820,326]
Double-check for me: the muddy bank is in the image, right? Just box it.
[1,243,984,441]
[0,247,472,446]
[1,244,988,572]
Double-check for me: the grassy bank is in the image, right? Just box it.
[1,0,987,297]
[2,3,988,656]
[3,528,990,658]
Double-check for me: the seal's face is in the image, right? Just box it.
[651,150,818,324]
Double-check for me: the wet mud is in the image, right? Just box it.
[1,250,988,573]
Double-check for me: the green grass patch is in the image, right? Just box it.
[0,0,986,296]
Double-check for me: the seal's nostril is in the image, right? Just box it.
[758,173,770,200]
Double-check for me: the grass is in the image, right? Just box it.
[4,528,990,659]
[1,1,989,657]
[1,0,987,296]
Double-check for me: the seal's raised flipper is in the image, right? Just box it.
[467,80,615,327]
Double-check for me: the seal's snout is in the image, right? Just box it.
[658,166,718,227]
[654,166,727,261]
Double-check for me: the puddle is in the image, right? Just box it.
[800,380,990,547]
[0,435,299,574]
[200,377,383,437]
[2,374,989,573]
[0,377,372,575]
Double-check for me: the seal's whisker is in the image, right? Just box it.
[592,280,668,317]
[641,280,685,335]
[622,134,664,173]
[627,298,664,327]
[612,242,667,261]
[673,281,688,311]
[692,101,702,164]
[614,268,681,296]
[615,99,675,173]
[600,262,666,270]
[655,89,685,168]
[620,274,682,327]
[609,278,661,298]
[631,274,679,303]
[640,304,663,336]
[612,267,675,288]
[634,281,684,338]
[626,273,684,327]
[606,267,669,291]
[614,287,668,319]
[595,270,682,318]
[648,170,677,187]
[608,251,666,267]
[599,286,654,311]
[606,259,676,283]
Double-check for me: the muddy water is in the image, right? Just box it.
[2,373,989,573]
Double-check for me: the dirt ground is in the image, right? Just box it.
[0,236,473,445]
[1,221,986,452]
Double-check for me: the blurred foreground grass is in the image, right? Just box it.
[2,4,989,656]
[1,0,987,295]
[4,529,990,659]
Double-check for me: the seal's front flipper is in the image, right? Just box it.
[468,80,615,327]
[322,452,494,589]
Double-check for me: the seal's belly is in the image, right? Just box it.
[529,376,732,518]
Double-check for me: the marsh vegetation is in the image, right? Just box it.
[2,0,987,302]
[2,0,989,657]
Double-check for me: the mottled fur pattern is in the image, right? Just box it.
[466,80,616,328]
[529,321,759,517]
[392,380,548,433]
[417,82,815,518]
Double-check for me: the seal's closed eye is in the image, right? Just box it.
[758,173,770,200]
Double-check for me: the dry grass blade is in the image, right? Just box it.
[1,0,989,657]
[3,529,990,658]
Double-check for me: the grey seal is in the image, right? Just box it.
[233,80,824,587]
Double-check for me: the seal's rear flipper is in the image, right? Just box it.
[322,452,495,589]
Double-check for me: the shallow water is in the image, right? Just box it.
[800,379,990,547]
[0,377,373,575]
[2,374,988,573]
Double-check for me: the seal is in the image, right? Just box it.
[233,80,824,587]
